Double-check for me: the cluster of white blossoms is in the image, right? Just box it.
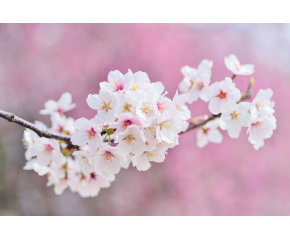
[179,54,276,149]
[22,54,276,198]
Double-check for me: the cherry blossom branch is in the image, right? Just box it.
[180,78,254,135]
[0,78,253,143]
[0,109,73,144]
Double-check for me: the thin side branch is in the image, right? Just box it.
[0,110,73,144]
[0,80,253,144]
[180,80,253,135]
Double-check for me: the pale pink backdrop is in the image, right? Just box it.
[0,24,289,215]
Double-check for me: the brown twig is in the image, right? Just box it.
[0,109,73,145]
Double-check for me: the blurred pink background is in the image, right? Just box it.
[0,23,289,215]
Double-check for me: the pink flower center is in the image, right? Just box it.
[218,90,227,98]
[57,124,64,133]
[114,81,124,92]
[90,172,97,180]
[252,121,262,128]
[103,151,114,162]
[55,107,64,115]
[195,81,204,89]
[157,102,167,112]
[85,127,96,139]
[44,144,54,153]
[202,127,210,134]
[123,120,132,128]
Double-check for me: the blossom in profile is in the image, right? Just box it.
[196,118,223,148]
[225,54,255,75]
[40,92,76,115]
[100,69,133,94]
[247,115,277,150]
[179,59,213,103]
[250,89,275,118]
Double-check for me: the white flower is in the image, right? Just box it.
[173,91,191,120]
[109,113,143,135]
[51,114,75,135]
[87,89,119,123]
[219,102,252,138]
[224,54,255,75]
[23,121,48,160]
[151,82,165,95]
[71,117,103,153]
[250,89,275,119]
[73,151,96,174]
[94,146,126,176]
[117,91,137,115]
[208,77,241,114]
[115,126,146,156]
[129,71,151,94]
[247,115,277,150]
[179,60,213,103]
[136,92,158,122]
[73,172,115,198]
[23,159,51,176]
[156,95,175,115]
[39,92,76,115]
[27,138,64,167]
[156,109,182,144]
[132,145,166,171]
[196,118,223,148]
[100,69,133,94]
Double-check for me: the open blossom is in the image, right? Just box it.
[179,60,213,103]
[132,145,166,171]
[129,71,151,94]
[156,95,175,115]
[156,109,182,144]
[208,77,241,114]
[24,158,51,176]
[115,126,146,156]
[51,114,75,135]
[40,92,76,115]
[250,89,275,118]
[73,151,96,174]
[117,91,137,115]
[225,54,255,75]
[248,115,277,150]
[100,69,133,94]
[109,113,143,135]
[71,117,103,152]
[196,118,223,148]
[26,138,64,166]
[23,121,48,160]
[72,172,115,198]
[136,92,159,121]
[173,91,191,121]
[87,88,119,123]
[219,102,252,138]
[95,146,126,176]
